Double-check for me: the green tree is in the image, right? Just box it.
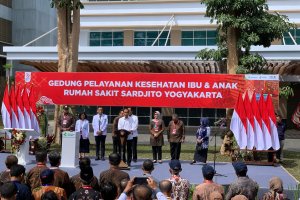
[197,0,295,74]
[50,0,83,144]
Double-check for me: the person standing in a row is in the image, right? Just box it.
[57,106,75,145]
[75,113,90,159]
[92,107,108,161]
[118,108,134,167]
[128,108,139,163]
[112,109,124,155]
[276,114,286,162]
[191,118,210,164]
[167,114,185,160]
[150,111,165,163]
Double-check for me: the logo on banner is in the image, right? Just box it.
[36,96,55,105]
[24,72,31,83]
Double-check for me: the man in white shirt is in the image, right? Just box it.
[92,107,108,161]
[128,107,139,162]
[118,108,134,167]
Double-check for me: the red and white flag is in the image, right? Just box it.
[16,85,25,128]
[230,93,247,149]
[9,84,19,128]
[266,94,280,150]
[1,84,11,128]
[29,86,39,133]
[258,93,272,150]
[22,86,32,129]
[251,93,265,150]
[244,92,255,149]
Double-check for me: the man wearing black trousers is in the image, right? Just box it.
[167,114,185,160]
[112,109,124,155]
[118,108,134,167]
[128,107,139,162]
[92,107,108,161]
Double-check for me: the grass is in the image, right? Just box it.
[51,142,231,162]
[281,151,300,181]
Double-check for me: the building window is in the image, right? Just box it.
[89,32,124,46]
[173,108,225,126]
[181,30,217,46]
[76,106,226,126]
[134,31,170,46]
[282,29,300,45]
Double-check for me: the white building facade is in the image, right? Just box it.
[3,0,300,126]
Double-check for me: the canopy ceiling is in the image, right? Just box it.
[21,60,300,75]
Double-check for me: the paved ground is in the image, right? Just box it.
[0,153,298,189]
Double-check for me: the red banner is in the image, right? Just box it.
[15,72,279,108]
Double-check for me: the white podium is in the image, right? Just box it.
[5,128,39,165]
[60,131,79,168]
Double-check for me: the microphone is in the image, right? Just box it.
[214,118,226,127]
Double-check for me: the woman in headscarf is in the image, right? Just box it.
[262,177,288,200]
[190,118,210,164]
[149,111,165,163]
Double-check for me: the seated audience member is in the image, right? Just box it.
[119,178,132,200]
[168,160,190,200]
[226,162,259,200]
[120,178,130,193]
[41,191,59,200]
[159,180,172,199]
[26,151,48,190]
[48,151,71,196]
[193,165,224,200]
[142,159,158,180]
[10,164,33,200]
[32,169,67,200]
[142,159,155,176]
[99,153,130,195]
[70,157,100,191]
[142,159,158,199]
[100,182,118,200]
[133,185,153,200]
[118,177,167,200]
[0,181,17,200]
[209,191,223,200]
[231,195,248,200]
[69,166,101,200]
[0,155,18,185]
[262,177,288,200]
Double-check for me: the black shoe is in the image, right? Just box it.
[133,159,137,163]
[190,160,196,165]
[127,163,131,167]
[101,157,105,161]
[95,157,100,161]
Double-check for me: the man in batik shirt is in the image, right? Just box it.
[193,165,224,200]
[70,157,100,192]
[168,160,190,200]
[69,166,101,200]
[57,105,75,145]
[226,162,259,200]
[26,151,49,190]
